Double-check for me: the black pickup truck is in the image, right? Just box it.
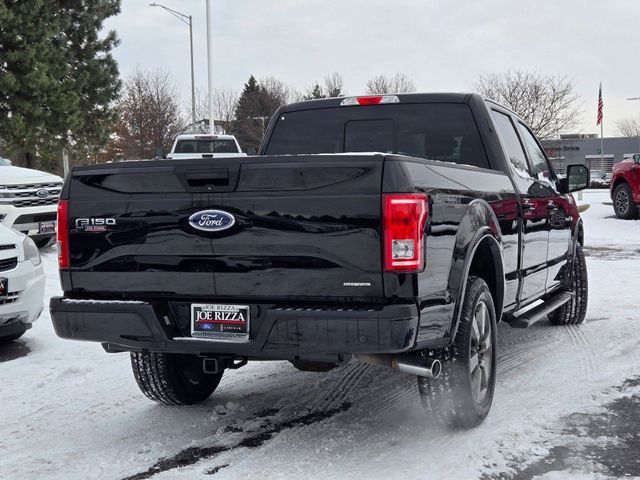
[51,93,589,428]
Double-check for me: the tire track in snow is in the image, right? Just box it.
[121,402,352,480]
[311,362,372,412]
[564,324,598,376]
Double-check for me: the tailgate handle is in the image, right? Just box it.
[185,169,229,187]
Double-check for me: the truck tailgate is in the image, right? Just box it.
[65,155,385,299]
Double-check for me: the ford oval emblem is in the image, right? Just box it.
[36,188,49,198]
[188,210,235,232]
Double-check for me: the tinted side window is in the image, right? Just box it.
[491,111,530,177]
[517,123,554,182]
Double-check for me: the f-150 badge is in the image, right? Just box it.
[75,218,116,232]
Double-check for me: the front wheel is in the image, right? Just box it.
[130,352,223,405]
[418,276,498,428]
[613,183,638,219]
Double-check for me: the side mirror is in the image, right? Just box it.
[633,154,640,164]
[559,164,589,193]
[246,147,257,156]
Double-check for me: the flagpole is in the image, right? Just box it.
[600,120,604,171]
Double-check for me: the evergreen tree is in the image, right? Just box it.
[232,75,281,151]
[0,0,121,172]
[304,83,325,100]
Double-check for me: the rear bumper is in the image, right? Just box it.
[49,297,419,359]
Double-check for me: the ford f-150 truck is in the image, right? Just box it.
[610,153,640,219]
[50,93,590,428]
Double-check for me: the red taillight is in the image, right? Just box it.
[382,194,428,272]
[57,200,70,269]
[357,95,383,105]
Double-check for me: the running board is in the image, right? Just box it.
[508,292,573,329]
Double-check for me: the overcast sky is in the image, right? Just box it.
[105,0,640,136]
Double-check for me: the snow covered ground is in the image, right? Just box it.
[2,189,640,480]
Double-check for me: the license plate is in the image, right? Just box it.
[0,277,7,299]
[39,221,56,235]
[191,304,250,341]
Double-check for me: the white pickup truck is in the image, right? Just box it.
[0,156,63,248]
[166,134,246,160]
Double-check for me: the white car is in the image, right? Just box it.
[0,155,64,248]
[0,224,45,343]
[166,134,246,160]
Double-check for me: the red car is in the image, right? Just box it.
[611,154,640,219]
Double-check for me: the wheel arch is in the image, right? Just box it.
[446,199,506,343]
[611,175,629,193]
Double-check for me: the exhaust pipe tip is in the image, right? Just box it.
[429,359,442,379]
[356,354,442,379]
[393,356,442,379]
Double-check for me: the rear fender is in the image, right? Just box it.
[446,199,505,342]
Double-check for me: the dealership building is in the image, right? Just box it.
[541,134,640,173]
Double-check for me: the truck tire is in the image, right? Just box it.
[418,276,498,429]
[549,245,588,326]
[613,183,638,219]
[130,352,223,405]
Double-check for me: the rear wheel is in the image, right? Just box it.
[613,183,638,219]
[130,352,223,405]
[418,276,498,428]
[549,245,588,326]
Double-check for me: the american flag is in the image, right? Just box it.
[597,82,603,125]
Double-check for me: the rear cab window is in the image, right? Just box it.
[265,103,491,170]
[175,139,238,154]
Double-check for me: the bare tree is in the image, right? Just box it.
[324,72,345,97]
[108,69,183,159]
[192,88,239,134]
[615,116,640,137]
[366,73,416,94]
[474,71,582,139]
[259,76,301,106]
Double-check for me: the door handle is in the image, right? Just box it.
[185,169,230,187]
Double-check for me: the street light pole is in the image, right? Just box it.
[188,15,196,134]
[206,0,215,134]
[149,3,197,134]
